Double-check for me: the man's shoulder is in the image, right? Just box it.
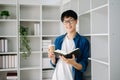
[54,34,66,49]
[75,33,87,40]
[76,33,89,44]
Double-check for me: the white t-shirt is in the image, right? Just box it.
[52,36,75,80]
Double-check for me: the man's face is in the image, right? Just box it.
[63,17,77,33]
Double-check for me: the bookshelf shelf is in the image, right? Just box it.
[20,19,40,22]
[42,35,59,37]
[0,0,16,4]
[91,4,108,12]
[0,52,17,55]
[0,68,17,71]
[20,66,40,70]
[0,36,17,38]
[42,20,60,22]
[0,19,17,22]
[79,10,91,16]
[91,0,108,9]
[89,58,109,65]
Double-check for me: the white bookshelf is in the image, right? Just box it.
[0,0,62,80]
[78,0,120,80]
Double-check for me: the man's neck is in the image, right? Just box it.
[67,31,76,39]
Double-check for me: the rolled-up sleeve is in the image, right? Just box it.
[79,38,90,72]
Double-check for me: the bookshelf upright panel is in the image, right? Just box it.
[0,0,18,80]
[41,1,62,79]
[19,1,41,80]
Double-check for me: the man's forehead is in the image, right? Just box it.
[64,17,73,20]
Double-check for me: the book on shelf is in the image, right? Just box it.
[7,72,17,80]
[0,55,17,69]
[0,56,3,68]
[0,39,4,52]
[54,48,81,58]
[0,38,8,52]
[34,23,40,35]
[4,39,8,52]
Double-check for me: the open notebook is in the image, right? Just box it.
[54,48,81,58]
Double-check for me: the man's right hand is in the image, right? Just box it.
[48,48,56,64]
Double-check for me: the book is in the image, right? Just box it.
[54,48,81,58]
[34,23,40,35]
[0,38,8,52]
[7,72,17,80]
[0,39,4,52]
[0,56,3,68]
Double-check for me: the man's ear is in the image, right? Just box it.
[75,20,78,24]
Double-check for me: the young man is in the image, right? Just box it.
[48,10,90,80]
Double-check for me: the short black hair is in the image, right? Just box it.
[61,10,78,22]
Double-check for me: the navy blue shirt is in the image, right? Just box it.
[50,32,90,80]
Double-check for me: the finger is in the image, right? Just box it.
[48,53,51,58]
[62,56,67,61]
[48,53,53,57]
[48,49,50,51]
[59,56,65,60]
[59,55,62,59]
[72,54,75,59]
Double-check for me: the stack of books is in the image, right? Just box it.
[0,55,17,69]
[42,40,52,52]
